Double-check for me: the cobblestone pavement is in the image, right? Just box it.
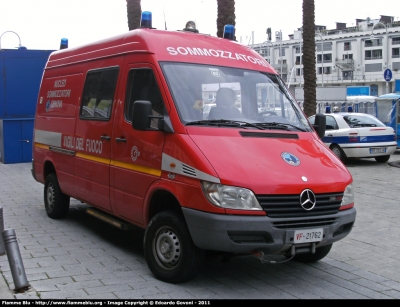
[1,151,400,299]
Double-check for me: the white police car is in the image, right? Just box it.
[309,112,397,163]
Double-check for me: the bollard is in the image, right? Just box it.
[2,229,30,291]
[0,207,5,255]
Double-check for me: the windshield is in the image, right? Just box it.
[161,63,312,132]
[343,115,386,128]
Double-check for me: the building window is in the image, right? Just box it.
[392,48,400,58]
[344,42,351,51]
[317,43,332,52]
[279,48,285,56]
[343,54,353,60]
[323,54,332,63]
[365,50,382,60]
[296,68,303,76]
[317,54,332,63]
[365,39,382,47]
[365,63,383,72]
[323,67,332,74]
[392,37,400,45]
[295,56,302,65]
[295,46,303,53]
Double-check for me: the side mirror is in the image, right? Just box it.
[132,100,152,130]
[313,114,326,139]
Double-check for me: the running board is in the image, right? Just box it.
[86,208,135,230]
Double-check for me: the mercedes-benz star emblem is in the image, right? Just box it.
[300,189,316,210]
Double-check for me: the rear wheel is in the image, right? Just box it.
[293,243,332,263]
[375,155,390,163]
[144,211,205,283]
[44,173,70,219]
[330,145,347,163]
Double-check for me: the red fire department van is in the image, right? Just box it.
[32,12,356,283]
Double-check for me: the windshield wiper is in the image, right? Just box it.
[253,122,307,132]
[186,120,264,130]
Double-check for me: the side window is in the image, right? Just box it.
[80,68,119,120]
[326,116,338,130]
[125,68,165,128]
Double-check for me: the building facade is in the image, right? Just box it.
[252,15,400,97]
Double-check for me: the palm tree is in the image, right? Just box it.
[302,0,316,117]
[216,0,236,38]
[127,0,142,31]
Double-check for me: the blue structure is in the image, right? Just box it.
[0,48,53,163]
[376,92,400,148]
[347,86,370,96]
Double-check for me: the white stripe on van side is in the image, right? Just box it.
[35,130,62,147]
[162,153,220,183]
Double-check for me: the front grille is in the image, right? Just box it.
[257,192,343,218]
[182,164,196,177]
[272,218,337,229]
[240,131,299,139]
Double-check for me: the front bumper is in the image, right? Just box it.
[341,143,397,158]
[183,207,356,254]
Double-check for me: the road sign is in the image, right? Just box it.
[384,69,392,82]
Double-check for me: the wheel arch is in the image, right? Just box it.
[144,185,183,226]
[43,160,56,180]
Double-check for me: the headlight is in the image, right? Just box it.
[341,183,354,207]
[201,181,262,210]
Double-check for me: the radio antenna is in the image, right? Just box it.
[163,9,167,30]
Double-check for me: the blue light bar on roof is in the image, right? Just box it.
[223,24,235,40]
[60,38,68,50]
[141,11,152,28]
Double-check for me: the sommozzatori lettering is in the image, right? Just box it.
[47,89,71,98]
[166,47,268,67]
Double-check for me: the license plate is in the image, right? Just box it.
[294,228,323,243]
[370,148,386,154]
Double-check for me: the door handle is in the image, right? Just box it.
[100,135,110,141]
[115,137,127,143]
[327,134,333,137]
[19,140,30,143]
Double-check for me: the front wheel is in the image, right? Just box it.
[143,211,205,283]
[293,243,332,263]
[330,145,347,163]
[375,155,390,163]
[44,173,70,219]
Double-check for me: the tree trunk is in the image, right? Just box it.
[302,0,316,117]
[216,0,236,38]
[127,0,142,31]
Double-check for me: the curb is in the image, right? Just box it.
[388,160,400,168]
[0,271,15,299]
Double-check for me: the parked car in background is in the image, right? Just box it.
[202,103,216,119]
[308,112,397,163]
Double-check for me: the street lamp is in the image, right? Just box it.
[316,33,324,87]
[262,40,274,67]
[371,22,389,93]
[0,31,22,49]
[277,30,283,78]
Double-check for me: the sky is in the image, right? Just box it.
[0,0,398,50]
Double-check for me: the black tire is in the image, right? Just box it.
[330,145,347,163]
[44,173,70,219]
[143,211,205,283]
[375,155,390,163]
[293,243,332,263]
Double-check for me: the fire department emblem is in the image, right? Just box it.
[281,152,300,166]
[131,146,140,161]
